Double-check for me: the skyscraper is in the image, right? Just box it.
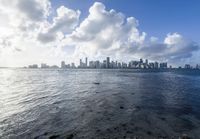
[41,63,49,68]
[80,59,82,68]
[85,57,88,67]
[71,63,76,68]
[145,59,148,65]
[61,61,65,68]
[185,64,191,69]
[103,60,107,68]
[160,62,167,68]
[140,58,143,64]
[154,62,159,69]
[106,57,110,68]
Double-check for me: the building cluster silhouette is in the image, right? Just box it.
[27,57,200,70]
[71,57,168,69]
[60,57,184,69]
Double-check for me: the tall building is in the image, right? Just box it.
[145,59,148,65]
[185,64,191,69]
[106,57,110,68]
[61,61,65,68]
[80,59,82,68]
[140,58,143,64]
[154,62,159,69]
[103,60,107,68]
[28,64,38,68]
[41,63,49,68]
[122,62,127,68]
[118,62,122,68]
[149,63,154,69]
[160,62,167,69]
[95,61,100,68]
[71,63,76,68]
[85,57,88,67]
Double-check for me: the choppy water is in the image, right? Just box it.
[1,69,200,139]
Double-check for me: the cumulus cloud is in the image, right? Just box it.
[0,0,51,48]
[16,0,51,21]
[37,6,80,43]
[134,33,199,62]
[64,2,146,58]
[63,2,199,64]
[0,1,199,67]
[164,33,183,45]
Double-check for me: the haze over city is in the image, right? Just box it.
[0,0,200,67]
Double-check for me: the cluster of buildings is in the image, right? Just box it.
[60,57,168,69]
[184,64,200,69]
[27,57,200,70]
[28,63,59,69]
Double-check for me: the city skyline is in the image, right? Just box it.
[0,0,200,67]
[26,56,200,70]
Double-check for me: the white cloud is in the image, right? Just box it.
[64,2,146,59]
[164,33,183,45]
[37,6,80,43]
[63,2,198,64]
[16,0,51,21]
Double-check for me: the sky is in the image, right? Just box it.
[0,0,199,67]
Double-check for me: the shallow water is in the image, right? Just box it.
[0,69,200,139]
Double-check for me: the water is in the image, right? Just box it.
[1,69,200,139]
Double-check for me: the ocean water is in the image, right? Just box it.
[0,69,200,139]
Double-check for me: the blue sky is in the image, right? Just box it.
[51,0,200,42]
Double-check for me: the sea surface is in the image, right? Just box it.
[1,69,200,139]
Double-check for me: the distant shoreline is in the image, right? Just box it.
[2,67,200,73]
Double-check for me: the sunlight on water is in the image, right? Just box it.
[0,69,200,138]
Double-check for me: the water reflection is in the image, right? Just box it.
[0,69,200,138]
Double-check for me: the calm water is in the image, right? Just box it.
[1,69,200,139]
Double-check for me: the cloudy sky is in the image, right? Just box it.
[0,0,199,67]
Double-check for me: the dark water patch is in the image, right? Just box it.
[159,117,166,121]
[49,135,60,139]
[146,131,152,135]
[44,132,48,135]
[65,133,74,139]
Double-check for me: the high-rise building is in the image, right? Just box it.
[196,64,200,69]
[106,57,110,68]
[145,59,148,65]
[85,57,88,67]
[149,63,154,69]
[122,62,127,68]
[61,61,65,68]
[80,59,82,68]
[154,62,159,69]
[185,64,191,69]
[41,63,49,68]
[71,63,76,68]
[118,62,122,68]
[103,60,107,68]
[28,64,38,68]
[95,61,100,68]
[160,62,167,68]
[140,58,143,64]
